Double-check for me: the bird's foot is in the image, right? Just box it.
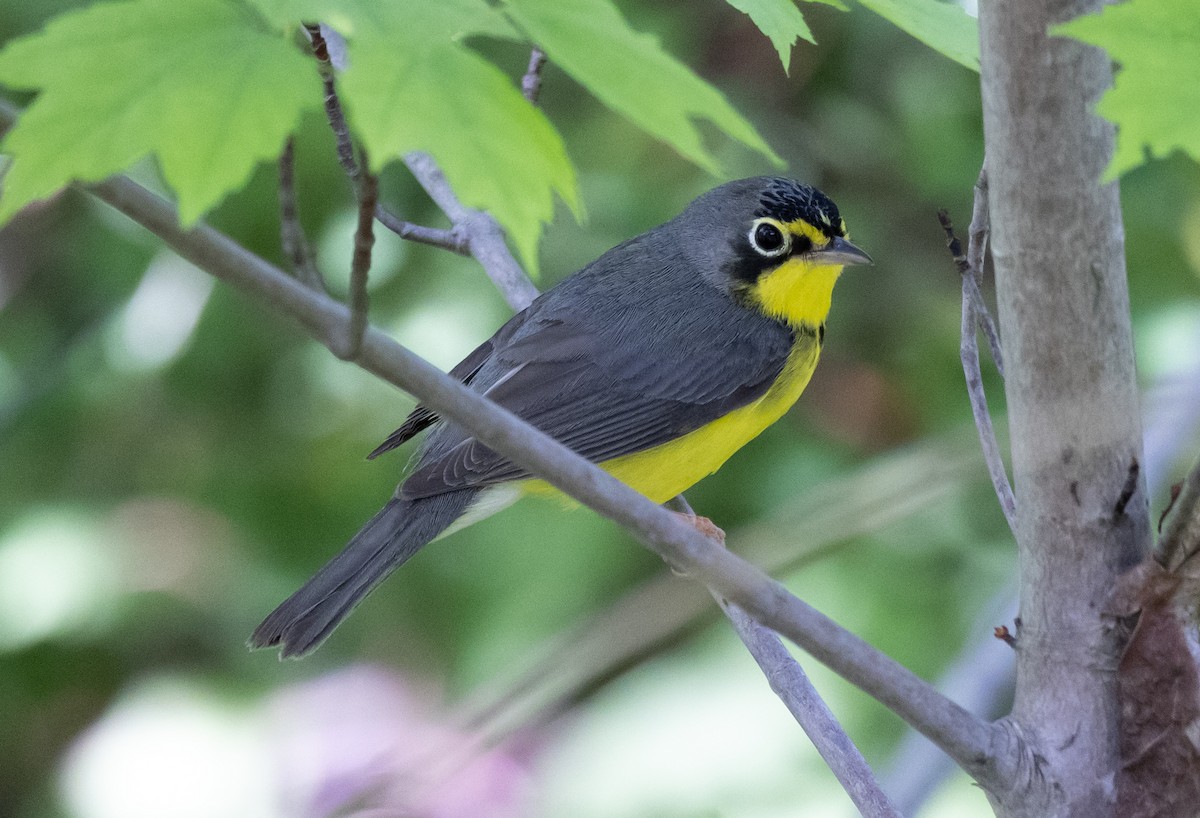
[675,512,726,545]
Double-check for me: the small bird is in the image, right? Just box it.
[252,176,871,657]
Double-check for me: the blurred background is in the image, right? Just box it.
[1,1,1199,817]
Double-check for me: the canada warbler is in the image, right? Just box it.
[253,176,871,657]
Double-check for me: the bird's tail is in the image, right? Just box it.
[250,489,478,657]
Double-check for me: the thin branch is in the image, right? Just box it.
[340,154,377,360]
[966,163,1005,377]
[966,163,989,285]
[718,597,904,818]
[303,26,539,312]
[881,587,1018,815]
[75,167,1016,796]
[374,206,469,255]
[1158,454,1200,572]
[961,275,1018,532]
[521,47,547,104]
[277,136,326,291]
[404,150,540,311]
[939,209,1018,534]
[306,24,358,180]
[681,487,895,813]
[304,23,461,255]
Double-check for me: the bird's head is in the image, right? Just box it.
[682,177,872,330]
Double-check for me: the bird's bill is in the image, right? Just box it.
[816,236,873,266]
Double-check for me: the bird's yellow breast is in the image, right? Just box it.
[524,256,843,505]
[523,333,822,505]
[594,335,821,502]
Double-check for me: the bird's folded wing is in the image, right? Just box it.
[399,305,794,499]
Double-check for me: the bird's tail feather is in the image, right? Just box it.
[250,489,478,657]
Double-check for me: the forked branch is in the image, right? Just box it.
[939,192,1017,534]
[72,165,1018,798]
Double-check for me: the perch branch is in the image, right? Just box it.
[73,166,1015,796]
[458,428,987,748]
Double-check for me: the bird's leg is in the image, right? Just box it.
[666,494,726,545]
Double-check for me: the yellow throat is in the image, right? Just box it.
[530,254,847,505]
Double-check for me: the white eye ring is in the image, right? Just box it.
[749,219,790,257]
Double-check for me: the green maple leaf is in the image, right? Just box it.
[334,13,578,272]
[505,0,782,175]
[724,0,816,74]
[247,0,576,271]
[1055,0,1200,177]
[246,0,520,42]
[0,0,319,225]
[854,0,979,72]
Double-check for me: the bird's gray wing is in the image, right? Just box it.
[366,307,539,460]
[399,294,796,500]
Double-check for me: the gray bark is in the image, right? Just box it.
[979,0,1152,815]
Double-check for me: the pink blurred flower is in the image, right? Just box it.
[267,665,532,818]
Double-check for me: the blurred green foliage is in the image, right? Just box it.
[0,1,1198,817]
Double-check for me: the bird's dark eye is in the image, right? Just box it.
[749,220,789,257]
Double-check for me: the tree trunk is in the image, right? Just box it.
[979,0,1152,815]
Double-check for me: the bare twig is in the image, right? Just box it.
[966,163,989,284]
[404,151,540,311]
[939,209,1018,534]
[306,24,358,180]
[1158,455,1200,572]
[374,206,469,255]
[660,493,897,814]
[277,137,325,291]
[961,279,1018,532]
[966,163,1004,377]
[718,597,904,818]
[302,27,539,311]
[881,587,1018,814]
[339,155,377,360]
[304,23,463,255]
[521,47,547,104]
[74,165,1017,796]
